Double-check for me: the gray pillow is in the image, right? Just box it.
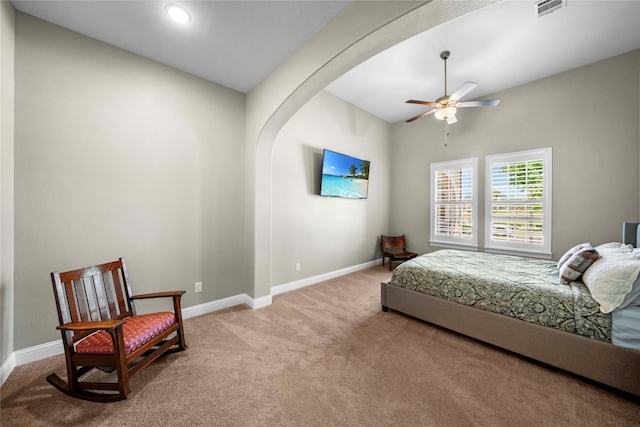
[559,245,599,283]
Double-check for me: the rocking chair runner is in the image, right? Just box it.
[46,258,187,402]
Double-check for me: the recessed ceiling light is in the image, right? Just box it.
[166,3,191,24]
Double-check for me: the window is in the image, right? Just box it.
[485,148,552,257]
[430,158,477,248]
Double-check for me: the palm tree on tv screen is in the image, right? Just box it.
[360,161,370,179]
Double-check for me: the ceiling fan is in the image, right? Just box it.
[405,51,499,124]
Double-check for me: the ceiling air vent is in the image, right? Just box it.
[536,0,565,17]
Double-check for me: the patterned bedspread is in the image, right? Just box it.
[389,250,611,342]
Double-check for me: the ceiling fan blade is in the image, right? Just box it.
[449,82,478,102]
[446,114,458,124]
[456,99,500,108]
[405,109,438,123]
[406,99,439,107]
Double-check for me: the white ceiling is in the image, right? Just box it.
[11,0,350,93]
[326,0,640,123]
[11,1,640,123]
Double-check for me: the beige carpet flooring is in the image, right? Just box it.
[2,265,639,426]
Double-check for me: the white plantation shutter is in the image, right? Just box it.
[485,148,552,257]
[430,158,477,248]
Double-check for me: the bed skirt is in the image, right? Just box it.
[381,281,640,397]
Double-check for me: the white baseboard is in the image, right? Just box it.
[0,260,379,386]
[272,259,381,296]
[0,352,16,386]
[2,341,62,388]
[15,340,64,366]
[249,294,273,309]
[181,293,252,319]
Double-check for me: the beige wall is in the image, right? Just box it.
[1,0,16,366]
[389,50,640,258]
[4,0,488,359]
[13,13,246,350]
[271,91,390,285]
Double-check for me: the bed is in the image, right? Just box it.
[381,222,640,397]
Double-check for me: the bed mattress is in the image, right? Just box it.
[389,249,611,342]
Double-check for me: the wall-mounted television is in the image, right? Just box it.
[320,149,370,199]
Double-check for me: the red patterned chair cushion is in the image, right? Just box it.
[75,312,176,355]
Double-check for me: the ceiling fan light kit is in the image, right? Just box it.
[405,51,499,124]
[434,106,456,121]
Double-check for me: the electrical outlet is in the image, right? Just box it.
[295,263,301,272]
[195,281,202,293]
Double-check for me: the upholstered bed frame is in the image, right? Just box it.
[381,222,640,397]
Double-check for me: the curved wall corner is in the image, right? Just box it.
[246,0,501,299]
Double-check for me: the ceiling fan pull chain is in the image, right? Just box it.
[444,121,449,147]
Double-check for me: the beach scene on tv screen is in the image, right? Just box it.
[321,150,370,199]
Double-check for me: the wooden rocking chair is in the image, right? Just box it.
[46,258,187,402]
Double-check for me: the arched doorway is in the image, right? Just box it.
[249,1,498,301]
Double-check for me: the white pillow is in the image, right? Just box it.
[582,252,640,313]
[597,245,632,256]
[595,242,629,252]
[596,242,625,249]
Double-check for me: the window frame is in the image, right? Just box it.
[430,157,478,249]
[484,148,552,258]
